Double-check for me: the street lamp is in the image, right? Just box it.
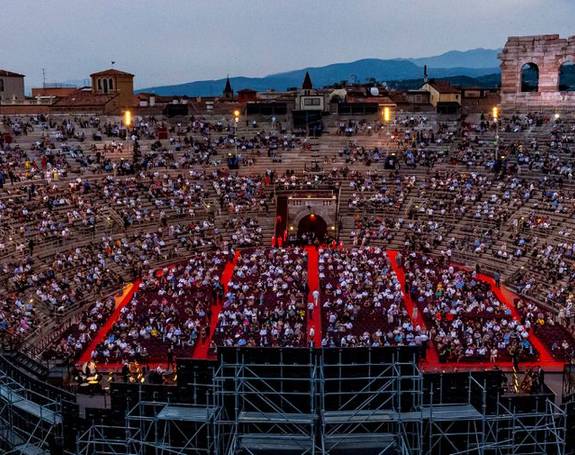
[233,110,240,157]
[123,110,132,128]
[123,110,132,151]
[382,106,392,155]
[492,106,498,122]
[383,106,391,123]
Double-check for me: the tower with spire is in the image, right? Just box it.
[302,71,313,94]
[223,75,234,99]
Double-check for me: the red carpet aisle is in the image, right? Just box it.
[78,280,141,365]
[387,250,440,364]
[305,246,322,347]
[388,250,563,372]
[192,251,241,360]
[475,272,560,367]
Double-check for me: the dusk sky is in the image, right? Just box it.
[1,0,574,89]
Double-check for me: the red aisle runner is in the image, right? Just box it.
[387,250,440,364]
[305,246,322,347]
[474,272,560,367]
[192,251,240,360]
[78,280,141,365]
[388,250,563,372]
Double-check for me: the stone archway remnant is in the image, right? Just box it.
[500,34,575,111]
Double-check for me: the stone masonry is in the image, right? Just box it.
[500,34,575,111]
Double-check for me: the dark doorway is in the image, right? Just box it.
[559,61,575,92]
[297,213,327,244]
[521,63,539,92]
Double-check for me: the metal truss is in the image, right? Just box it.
[216,349,319,455]
[72,349,569,455]
[77,425,140,455]
[0,370,63,454]
[482,399,565,455]
[126,401,220,455]
[319,350,423,455]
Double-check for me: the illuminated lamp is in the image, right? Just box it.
[123,110,132,128]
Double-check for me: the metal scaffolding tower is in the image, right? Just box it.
[126,401,220,455]
[73,348,567,455]
[77,425,139,455]
[320,349,422,454]
[216,349,319,455]
[0,370,63,454]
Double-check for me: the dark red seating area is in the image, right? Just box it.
[214,247,308,347]
[43,297,116,361]
[90,251,228,363]
[319,247,427,347]
[402,251,536,363]
[515,297,575,360]
[59,246,572,371]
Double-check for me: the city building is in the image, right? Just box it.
[420,80,461,114]
[0,69,25,103]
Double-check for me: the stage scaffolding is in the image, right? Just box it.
[0,369,63,454]
[126,401,220,454]
[217,348,319,455]
[75,347,567,455]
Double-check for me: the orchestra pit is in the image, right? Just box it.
[2,34,575,455]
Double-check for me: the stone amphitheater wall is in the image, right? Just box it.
[500,34,575,111]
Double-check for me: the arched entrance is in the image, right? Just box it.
[297,213,327,244]
[520,63,539,92]
[559,60,575,92]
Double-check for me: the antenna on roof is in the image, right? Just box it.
[111,61,116,67]
[42,68,46,89]
[424,65,429,84]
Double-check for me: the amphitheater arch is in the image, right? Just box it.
[558,59,575,92]
[297,213,327,242]
[291,205,335,230]
[520,63,539,93]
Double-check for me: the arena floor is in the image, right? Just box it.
[77,246,566,374]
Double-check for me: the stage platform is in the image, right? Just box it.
[323,404,482,424]
[239,411,314,424]
[238,433,313,451]
[0,384,62,425]
[156,404,216,422]
[324,433,396,450]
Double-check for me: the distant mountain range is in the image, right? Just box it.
[137,48,502,96]
[387,74,501,91]
[408,48,500,69]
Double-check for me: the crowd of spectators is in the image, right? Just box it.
[319,247,427,348]
[215,247,308,348]
[402,251,534,363]
[91,251,229,363]
[1,110,575,371]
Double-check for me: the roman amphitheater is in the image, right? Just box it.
[0,34,574,454]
